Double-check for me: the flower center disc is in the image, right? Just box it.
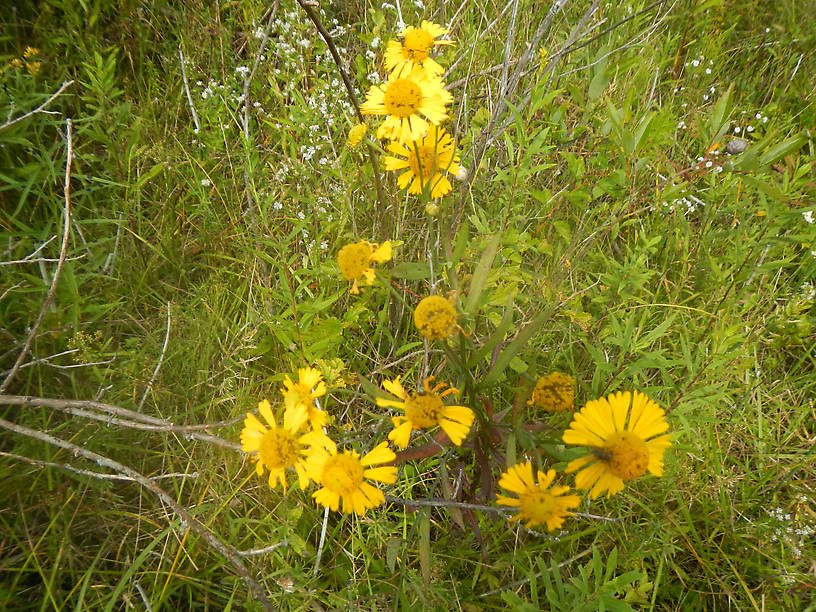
[519,489,559,524]
[258,429,298,469]
[409,144,437,179]
[403,30,435,60]
[338,243,372,280]
[383,79,423,117]
[322,454,364,495]
[405,393,444,428]
[603,431,649,480]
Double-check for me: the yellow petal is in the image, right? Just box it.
[361,441,396,466]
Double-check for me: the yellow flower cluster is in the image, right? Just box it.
[360,21,461,199]
[5,46,42,75]
[495,388,672,531]
[240,367,398,514]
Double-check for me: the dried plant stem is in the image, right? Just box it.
[295,0,389,238]
[0,118,73,394]
[0,80,74,132]
[178,47,201,133]
[0,451,198,483]
[0,417,276,611]
[137,301,172,411]
[0,394,243,451]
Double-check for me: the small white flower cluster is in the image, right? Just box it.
[800,282,816,302]
[803,210,814,224]
[200,78,225,100]
[695,152,723,173]
[767,506,815,558]
[235,65,250,78]
[659,196,701,215]
[733,110,769,136]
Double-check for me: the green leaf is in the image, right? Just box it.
[465,232,501,314]
[386,537,401,573]
[759,135,806,166]
[390,262,431,280]
[418,510,431,589]
[482,310,549,386]
[707,85,733,143]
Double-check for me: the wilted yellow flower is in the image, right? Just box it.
[384,125,461,198]
[496,463,581,531]
[347,123,367,148]
[563,390,672,498]
[307,441,398,513]
[281,367,328,429]
[240,400,335,492]
[360,66,452,143]
[528,372,574,412]
[376,376,474,448]
[413,294,457,340]
[384,20,454,78]
[337,240,392,294]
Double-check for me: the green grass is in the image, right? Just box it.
[1,0,815,609]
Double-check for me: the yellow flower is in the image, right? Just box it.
[26,62,42,75]
[384,125,461,198]
[413,294,457,340]
[281,367,328,429]
[9,58,23,69]
[347,123,367,148]
[240,400,335,492]
[337,240,392,295]
[496,463,581,531]
[528,372,574,412]
[376,376,474,448]
[23,46,39,59]
[562,390,672,498]
[360,66,452,143]
[384,20,454,78]
[308,441,398,513]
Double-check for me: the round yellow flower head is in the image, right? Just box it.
[239,399,335,492]
[281,367,328,429]
[384,125,461,198]
[495,463,581,531]
[307,441,398,514]
[562,390,672,498]
[336,240,392,295]
[413,294,457,340]
[528,372,574,412]
[384,20,455,78]
[346,123,367,149]
[376,376,474,448]
[360,66,452,143]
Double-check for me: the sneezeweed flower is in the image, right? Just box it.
[528,372,574,412]
[347,123,367,148]
[384,20,454,78]
[281,367,328,428]
[384,125,461,198]
[240,400,335,491]
[337,240,392,295]
[563,390,672,498]
[413,294,457,340]
[496,463,581,531]
[360,66,452,143]
[376,376,474,448]
[308,441,398,513]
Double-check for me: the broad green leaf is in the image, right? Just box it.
[465,232,501,314]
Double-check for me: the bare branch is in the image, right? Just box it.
[178,47,201,133]
[0,118,74,393]
[0,451,198,483]
[137,301,172,411]
[0,80,74,132]
[0,417,276,611]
